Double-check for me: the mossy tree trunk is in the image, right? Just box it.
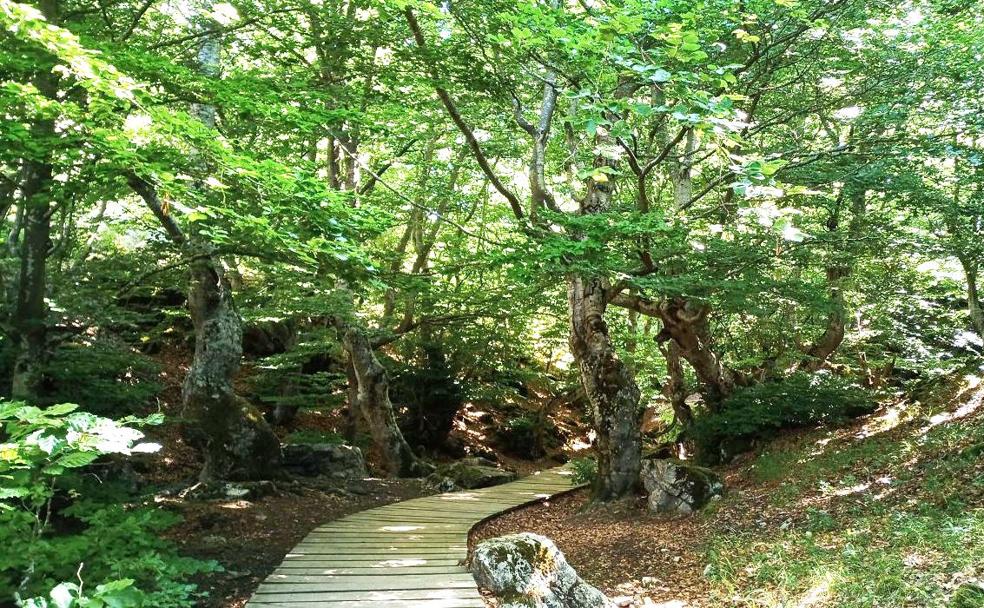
[8,0,59,401]
[569,163,643,502]
[962,259,983,337]
[336,319,429,477]
[182,247,281,481]
[128,3,281,481]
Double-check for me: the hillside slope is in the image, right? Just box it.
[473,372,984,607]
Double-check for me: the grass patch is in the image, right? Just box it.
[702,379,984,607]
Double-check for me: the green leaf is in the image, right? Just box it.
[651,68,672,83]
[55,451,99,469]
[50,582,79,608]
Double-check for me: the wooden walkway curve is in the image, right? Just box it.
[246,467,580,608]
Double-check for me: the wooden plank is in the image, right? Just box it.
[299,531,464,541]
[281,554,461,568]
[251,588,482,601]
[284,548,467,556]
[249,597,484,607]
[255,578,477,593]
[310,521,470,529]
[290,543,469,551]
[273,565,465,576]
[263,573,477,586]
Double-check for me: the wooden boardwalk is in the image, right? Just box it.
[246,467,580,608]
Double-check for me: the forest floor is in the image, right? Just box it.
[472,374,984,607]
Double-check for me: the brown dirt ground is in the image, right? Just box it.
[470,478,732,607]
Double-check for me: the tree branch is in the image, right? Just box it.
[404,7,525,221]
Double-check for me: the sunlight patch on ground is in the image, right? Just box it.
[920,377,983,435]
[795,571,838,607]
[855,403,907,439]
[375,559,428,567]
[831,482,870,497]
[218,500,251,509]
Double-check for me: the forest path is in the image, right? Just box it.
[245,466,582,608]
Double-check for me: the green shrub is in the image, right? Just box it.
[950,583,984,608]
[691,372,876,463]
[44,339,162,416]
[0,401,215,607]
[497,414,556,459]
[569,456,598,486]
[392,352,465,449]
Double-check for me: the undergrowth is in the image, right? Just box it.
[701,372,984,607]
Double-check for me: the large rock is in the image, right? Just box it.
[282,443,366,479]
[428,457,517,491]
[470,533,613,608]
[640,458,723,515]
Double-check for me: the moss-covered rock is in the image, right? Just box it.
[640,458,723,515]
[470,533,613,608]
[427,457,517,490]
[282,443,366,479]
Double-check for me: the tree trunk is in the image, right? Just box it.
[128,1,282,480]
[570,158,643,501]
[801,266,847,371]
[183,249,281,481]
[610,292,739,408]
[10,166,52,401]
[569,276,643,500]
[801,189,865,371]
[339,321,429,477]
[963,260,984,337]
[9,0,59,401]
[658,300,738,409]
[662,340,692,428]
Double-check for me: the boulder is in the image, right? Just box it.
[470,533,613,608]
[640,458,723,515]
[428,457,517,490]
[282,443,367,479]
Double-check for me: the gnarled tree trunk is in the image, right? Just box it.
[661,340,692,429]
[183,249,281,481]
[569,276,643,500]
[610,293,740,409]
[570,162,643,501]
[657,299,739,409]
[127,1,281,480]
[801,189,865,371]
[801,266,847,372]
[130,176,282,481]
[337,320,429,477]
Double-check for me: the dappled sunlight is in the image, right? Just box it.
[855,403,908,439]
[830,482,871,498]
[919,376,983,435]
[218,500,252,510]
[374,559,429,567]
[438,493,482,501]
[795,571,840,607]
